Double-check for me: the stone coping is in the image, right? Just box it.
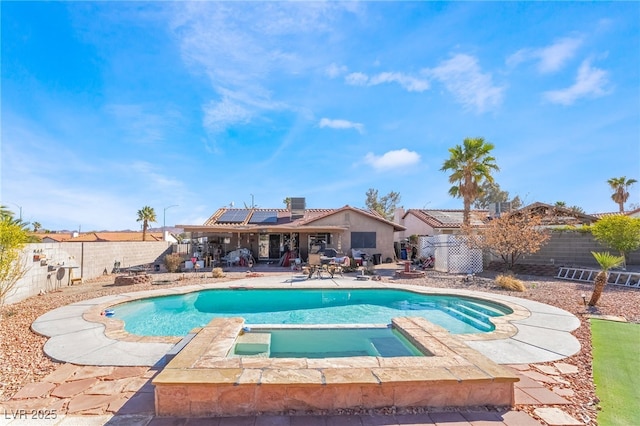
[83,282,528,345]
[32,276,582,366]
[152,316,519,416]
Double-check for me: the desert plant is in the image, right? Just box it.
[462,212,550,270]
[590,215,640,269]
[0,215,31,306]
[588,252,625,306]
[495,274,526,292]
[164,253,183,273]
[211,267,224,278]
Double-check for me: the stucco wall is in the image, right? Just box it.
[311,211,396,262]
[402,215,435,239]
[4,241,172,305]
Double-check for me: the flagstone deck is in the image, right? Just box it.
[153,317,519,417]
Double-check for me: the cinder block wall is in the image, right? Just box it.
[5,241,172,305]
[499,231,640,268]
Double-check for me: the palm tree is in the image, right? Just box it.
[607,176,637,213]
[0,205,13,220]
[441,137,500,226]
[588,251,624,306]
[32,221,42,232]
[136,206,157,241]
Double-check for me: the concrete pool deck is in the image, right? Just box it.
[31,274,581,367]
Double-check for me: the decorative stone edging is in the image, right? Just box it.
[83,283,528,346]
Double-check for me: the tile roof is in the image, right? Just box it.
[514,202,598,225]
[591,207,640,218]
[188,205,405,232]
[65,232,164,242]
[404,209,489,228]
[34,233,71,242]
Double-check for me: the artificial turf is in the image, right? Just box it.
[590,319,640,426]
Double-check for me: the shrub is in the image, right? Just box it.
[211,267,224,278]
[495,274,526,292]
[164,253,183,273]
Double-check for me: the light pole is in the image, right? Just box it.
[163,205,178,241]
[10,203,22,221]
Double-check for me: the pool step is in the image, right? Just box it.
[234,332,271,357]
[455,304,494,321]
[369,337,414,357]
[442,307,493,332]
[463,301,508,317]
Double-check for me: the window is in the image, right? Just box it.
[351,232,376,248]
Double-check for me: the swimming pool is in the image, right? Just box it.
[113,288,512,336]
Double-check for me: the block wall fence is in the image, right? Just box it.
[518,231,640,267]
[5,241,173,305]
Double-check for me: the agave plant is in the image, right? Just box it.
[588,251,625,306]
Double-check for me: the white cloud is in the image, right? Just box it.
[345,71,429,92]
[345,72,369,86]
[105,103,176,145]
[202,97,252,132]
[425,54,504,112]
[325,63,348,78]
[507,36,583,73]
[318,118,364,133]
[169,3,356,136]
[543,59,611,105]
[364,149,421,171]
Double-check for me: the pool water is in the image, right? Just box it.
[234,328,426,358]
[113,288,512,336]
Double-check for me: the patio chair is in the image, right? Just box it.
[307,253,324,279]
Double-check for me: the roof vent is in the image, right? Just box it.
[290,197,306,219]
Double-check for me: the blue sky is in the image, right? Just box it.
[2,1,639,231]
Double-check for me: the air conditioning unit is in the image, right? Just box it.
[489,202,512,218]
[290,197,306,219]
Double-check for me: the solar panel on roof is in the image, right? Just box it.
[248,210,278,224]
[218,209,250,223]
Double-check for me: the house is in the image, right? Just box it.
[510,202,599,226]
[36,233,72,243]
[64,232,166,242]
[394,208,489,242]
[592,207,640,219]
[395,203,600,242]
[178,201,405,264]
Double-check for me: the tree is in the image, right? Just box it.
[32,221,42,232]
[283,198,291,209]
[365,189,400,221]
[607,176,637,213]
[441,137,500,226]
[136,206,157,241]
[588,252,625,306]
[569,205,585,214]
[473,181,522,211]
[0,215,31,306]
[554,202,585,214]
[590,215,640,268]
[462,212,550,270]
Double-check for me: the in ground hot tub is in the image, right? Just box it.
[232,326,428,358]
[153,317,519,417]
